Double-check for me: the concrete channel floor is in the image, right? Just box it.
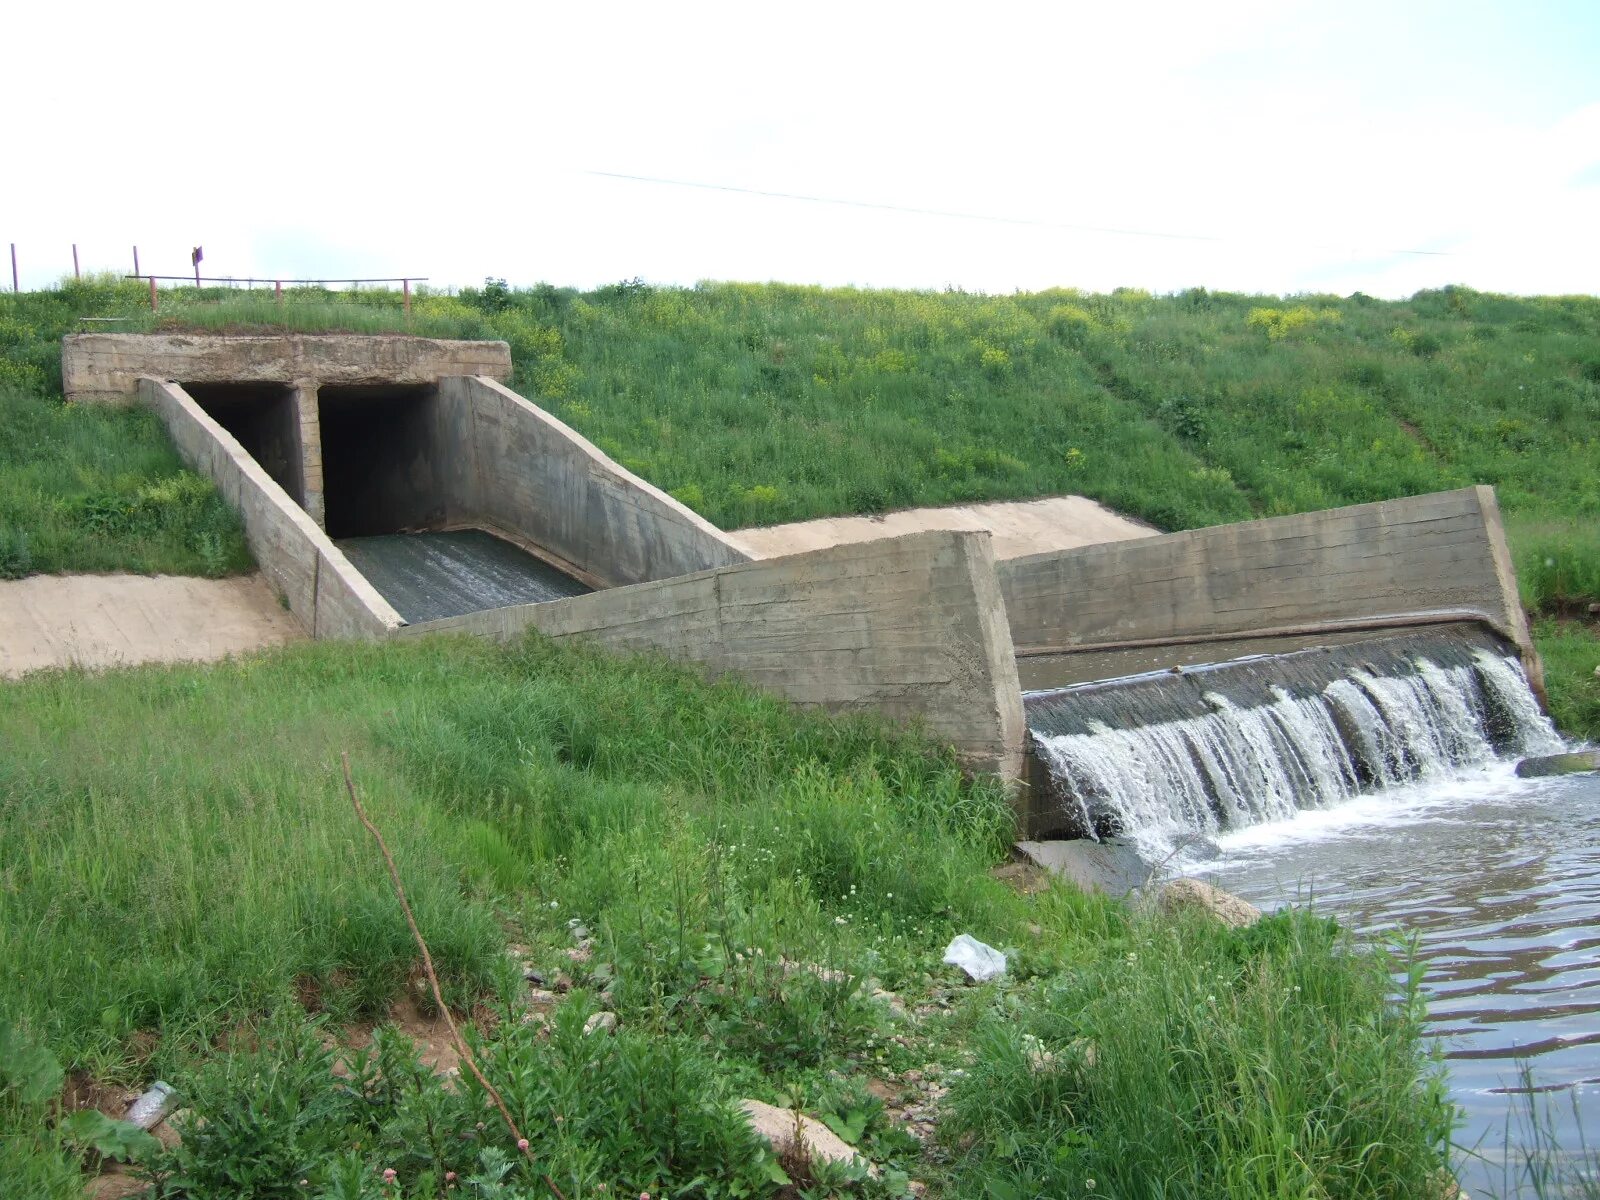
[731,495,1157,561]
[0,573,305,679]
[335,529,592,624]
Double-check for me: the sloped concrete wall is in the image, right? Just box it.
[397,530,1027,781]
[439,376,751,586]
[68,334,511,404]
[139,378,404,640]
[998,486,1538,684]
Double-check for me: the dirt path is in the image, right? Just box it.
[732,495,1157,561]
[0,573,304,679]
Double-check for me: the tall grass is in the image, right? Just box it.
[945,913,1454,1199]
[0,385,250,578]
[8,278,1598,540]
[0,632,1455,1197]
[1533,619,1600,741]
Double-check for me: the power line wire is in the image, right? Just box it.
[588,170,1452,258]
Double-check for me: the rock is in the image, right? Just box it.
[1157,878,1262,927]
[868,986,908,1019]
[151,1108,193,1150]
[1014,839,1153,897]
[738,1098,871,1174]
[582,1011,617,1036]
[1020,1035,1055,1071]
[1515,749,1600,778]
[524,987,561,1013]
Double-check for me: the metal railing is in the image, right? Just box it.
[125,274,428,314]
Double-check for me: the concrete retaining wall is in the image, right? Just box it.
[440,376,751,586]
[998,486,1539,684]
[397,530,1027,780]
[69,334,511,404]
[139,378,404,640]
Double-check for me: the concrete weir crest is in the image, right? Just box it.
[68,334,1542,833]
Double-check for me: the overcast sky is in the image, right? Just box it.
[7,0,1597,298]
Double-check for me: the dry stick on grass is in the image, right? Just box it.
[342,751,568,1200]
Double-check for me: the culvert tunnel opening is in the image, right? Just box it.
[318,383,443,539]
[183,382,304,506]
[317,382,593,623]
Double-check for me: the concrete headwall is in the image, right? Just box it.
[440,376,751,586]
[397,529,1027,781]
[68,334,511,404]
[139,378,404,640]
[998,486,1538,683]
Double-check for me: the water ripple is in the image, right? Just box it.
[1203,768,1600,1195]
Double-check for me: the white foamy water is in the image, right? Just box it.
[1028,637,1595,1195]
[1032,649,1562,859]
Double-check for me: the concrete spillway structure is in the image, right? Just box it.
[63,334,1543,832]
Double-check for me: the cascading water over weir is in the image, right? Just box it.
[1024,625,1563,855]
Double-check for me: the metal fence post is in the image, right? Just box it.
[72,244,80,279]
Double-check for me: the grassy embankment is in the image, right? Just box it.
[0,277,1594,1196]
[4,276,1596,732]
[2,636,1453,1198]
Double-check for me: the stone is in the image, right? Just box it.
[738,1098,870,1174]
[582,1011,618,1036]
[524,987,560,1013]
[1157,878,1262,927]
[151,1109,192,1150]
[1014,839,1153,897]
[1515,749,1600,778]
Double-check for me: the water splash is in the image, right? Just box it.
[1026,629,1560,857]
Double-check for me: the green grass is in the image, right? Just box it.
[1533,619,1600,740]
[0,385,250,578]
[944,913,1452,1199]
[8,278,1599,535]
[0,276,1591,1193]
[0,633,1453,1198]
[9,275,1597,725]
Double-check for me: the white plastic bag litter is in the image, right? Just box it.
[942,934,1007,982]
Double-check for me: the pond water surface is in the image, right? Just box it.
[1197,764,1600,1197]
